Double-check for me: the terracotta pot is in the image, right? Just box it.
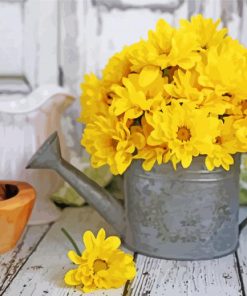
[0,181,36,254]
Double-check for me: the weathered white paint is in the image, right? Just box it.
[0,77,30,94]
[0,224,50,295]
[128,254,242,296]
[3,207,130,296]
[0,0,58,90]
[23,0,58,88]
[0,1,23,76]
[59,0,83,157]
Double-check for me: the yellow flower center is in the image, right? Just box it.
[111,139,118,149]
[215,136,222,145]
[93,259,108,273]
[177,126,191,142]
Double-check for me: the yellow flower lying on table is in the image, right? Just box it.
[80,14,247,174]
[64,228,136,293]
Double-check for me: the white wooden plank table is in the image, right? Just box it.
[1,206,247,296]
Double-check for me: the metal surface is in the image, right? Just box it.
[26,132,241,260]
[124,157,240,260]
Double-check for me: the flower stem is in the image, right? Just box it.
[61,227,81,256]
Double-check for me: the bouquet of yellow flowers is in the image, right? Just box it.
[80,15,247,175]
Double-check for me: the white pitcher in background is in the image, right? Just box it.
[0,85,74,225]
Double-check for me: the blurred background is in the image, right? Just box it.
[0,0,247,209]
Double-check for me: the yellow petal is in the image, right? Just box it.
[96,228,106,243]
[142,157,156,171]
[64,269,81,286]
[125,265,137,279]
[82,283,98,293]
[67,250,83,265]
[123,253,134,264]
[104,236,121,250]
[205,156,214,171]
[83,230,96,251]
[224,154,234,164]
[81,274,94,286]
[222,162,230,171]
[124,108,143,120]
[115,151,132,174]
[181,154,192,168]
[139,65,160,87]
[131,132,146,149]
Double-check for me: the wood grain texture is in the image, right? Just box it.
[127,254,243,296]
[0,224,50,295]
[3,207,130,296]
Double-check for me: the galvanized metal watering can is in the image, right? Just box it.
[27,132,244,260]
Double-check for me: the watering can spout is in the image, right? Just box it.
[26,132,61,170]
[26,132,126,236]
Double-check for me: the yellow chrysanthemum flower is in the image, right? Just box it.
[230,98,247,117]
[79,74,109,124]
[205,117,238,171]
[81,114,134,174]
[180,14,227,50]
[234,118,247,152]
[164,69,203,103]
[128,40,162,72]
[198,91,233,115]
[147,103,219,168]
[135,144,171,171]
[163,68,231,114]
[128,20,174,72]
[128,18,201,71]
[198,37,247,97]
[167,30,201,69]
[148,19,174,56]
[102,48,131,85]
[129,125,146,150]
[80,15,247,174]
[110,74,167,120]
[131,116,171,170]
[64,229,136,293]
